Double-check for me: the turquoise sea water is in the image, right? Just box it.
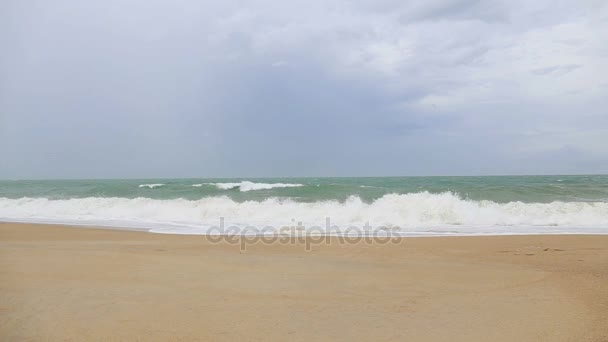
[2,175,608,202]
[1,175,608,235]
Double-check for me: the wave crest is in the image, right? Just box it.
[207,181,303,192]
[138,184,165,189]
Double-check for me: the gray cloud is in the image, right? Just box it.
[531,64,583,75]
[1,0,607,178]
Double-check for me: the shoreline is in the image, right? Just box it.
[2,222,608,341]
[2,219,608,238]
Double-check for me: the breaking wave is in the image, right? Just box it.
[1,192,607,235]
[138,183,165,189]
[207,181,304,192]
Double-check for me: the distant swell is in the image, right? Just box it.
[207,181,304,192]
[1,192,608,235]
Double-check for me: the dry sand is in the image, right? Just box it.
[1,222,607,341]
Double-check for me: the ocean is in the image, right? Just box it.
[1,175,608,236]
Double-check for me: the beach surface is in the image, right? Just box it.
[1,223,607,341]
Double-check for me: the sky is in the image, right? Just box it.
[1,0,607,179]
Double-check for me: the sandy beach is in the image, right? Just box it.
[1,222,607,341]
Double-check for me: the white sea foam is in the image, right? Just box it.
[207,181,304,192]
[192,184,203,187]
[1,192,608,236]
[138,183,165,189]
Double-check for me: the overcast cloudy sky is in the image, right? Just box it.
[1,0,607,178]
